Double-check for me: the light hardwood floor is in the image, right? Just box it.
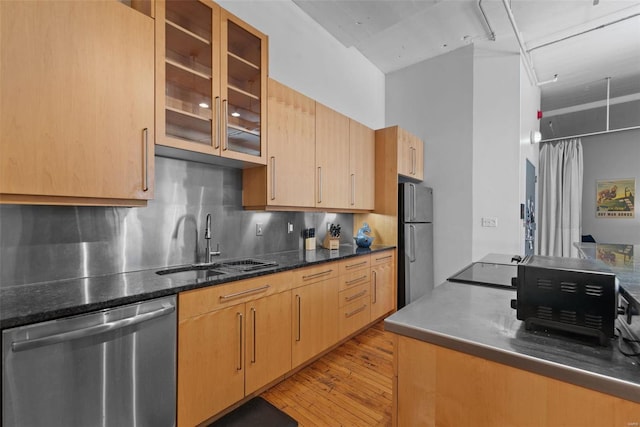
[261,322,393,426]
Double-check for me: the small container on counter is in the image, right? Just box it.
[303,228,316,251]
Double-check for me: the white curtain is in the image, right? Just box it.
[538,138,583,257]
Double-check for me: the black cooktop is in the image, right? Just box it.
[448,261,518,289]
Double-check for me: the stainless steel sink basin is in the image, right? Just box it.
[220,258,277,272]
[156,264,227,277]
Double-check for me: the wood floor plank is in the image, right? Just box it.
[262,321,393,427]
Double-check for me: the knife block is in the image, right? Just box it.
[322,235,340,250]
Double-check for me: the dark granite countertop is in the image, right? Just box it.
[1,244,394,329]
[385,281,640,403]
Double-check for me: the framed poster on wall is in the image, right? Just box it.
[596,178,635,218]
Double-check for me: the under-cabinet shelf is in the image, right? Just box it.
[228,51,258,70]
[228,84,259,101]
[166,19,211,45]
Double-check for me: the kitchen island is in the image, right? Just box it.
[384,281,640,427]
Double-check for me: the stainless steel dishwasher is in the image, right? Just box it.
[2,295,176,427]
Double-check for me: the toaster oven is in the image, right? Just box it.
[511,255,619,346]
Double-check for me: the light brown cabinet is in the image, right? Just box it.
[349,119,376,210]
[291,264,339,368]
[156,0,268,165]
[0,1,154,206]
[397,127,424,180]
[177,272,292,427]
[315,103,350,209]
[337,256,372,339]
[243,79,316,209]
[370,250,396,320]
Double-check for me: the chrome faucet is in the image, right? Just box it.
[204,213,221,263]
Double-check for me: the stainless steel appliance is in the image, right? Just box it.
[448,253,520,289]
[511,255,618,346]
[2,296,177,427]
[398,183,434,308]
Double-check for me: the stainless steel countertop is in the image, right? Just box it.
[1,244,394,329]
[384,281,640,403]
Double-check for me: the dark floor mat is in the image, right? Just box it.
[209,397,298,427]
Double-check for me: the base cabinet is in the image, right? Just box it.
[177,273,291,427]
[394,335,640,427]
[370,250,396,320]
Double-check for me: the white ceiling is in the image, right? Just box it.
[292,0,640,112]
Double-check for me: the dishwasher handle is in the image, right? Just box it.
[11,303,175,353]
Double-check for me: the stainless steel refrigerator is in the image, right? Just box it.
[398,183,434,308]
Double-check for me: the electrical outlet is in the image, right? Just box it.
[256,223,263,236]
[287,222,294,234]
[481,217,498,227]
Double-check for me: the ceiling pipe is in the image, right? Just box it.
[477,0,496,41]
[501,0,539,86]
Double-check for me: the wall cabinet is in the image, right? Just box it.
[291,264,339,368]
[177,272,292,427]
[243,79,375,211]
[349,119,376,210]
[397,127,424,180]
[0,1,154,206]
[315,103,350,209]
[243,79,316,209]
[156,0,268,165]
[370,250,396,320]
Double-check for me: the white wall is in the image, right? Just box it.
[582,128,640,243]
[216,0,385,129]
[519,61,541,254]
[386,46,475,285]
[471,48,522,260]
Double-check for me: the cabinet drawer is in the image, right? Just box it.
[179,271,292,320]
[338,298,370,339]
[338,255,370,275]
[339,283,369,308]
[339,268,370,292]
[291,262,339,288]
[371,250,395,267]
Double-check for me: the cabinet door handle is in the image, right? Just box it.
[345,289,367,302]
[270,156,276,200]
[222,99,229,151]
[295,294,301,342]
[317,166,322,203]
[251,307,256,364]
[214,96,221,150]
[237,312,243,371]
[142,128,149,192]
[372,270,378,304]
[345,274,367,286]
[302,269,332,280]
[375,255,392,262]
[219,285,270,301]
[351,173,355,206]
[411,147,416,175]
[346,260,368,270]
[345,304,367,318]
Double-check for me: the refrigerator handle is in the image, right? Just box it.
[409,183,416,221]
[409,225,417,262]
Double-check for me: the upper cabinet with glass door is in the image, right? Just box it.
[156,1,268,165]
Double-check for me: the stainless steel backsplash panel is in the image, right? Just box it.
[0,157,353,288]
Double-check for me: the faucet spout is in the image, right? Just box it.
[204,213,221,263]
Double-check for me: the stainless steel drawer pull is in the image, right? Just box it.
[142,128,149,192]
[237,312,243,371]
[302,270,332,280]
[372,270,378,304]
[270,156,276,200]
[375,255,393,262]
[251,307,256,364]
[295,295,301,342]
[345,305,367,318]
[351,173,355,206]
[345,289,367,302]
[215,96,221,149]
[223,99,229,151]
[219,285,270,301]
[12,304,175,352]
[345,275,367,286]
[345,261,367,269]
[317,166,323,203]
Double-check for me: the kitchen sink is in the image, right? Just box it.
[155,258,278,277]
[220,258,278,272]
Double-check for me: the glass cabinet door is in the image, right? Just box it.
[221,14,267,164]
[161,0,220,153]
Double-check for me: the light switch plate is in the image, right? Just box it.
[481,217,498,227]
[256,223,263,236]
